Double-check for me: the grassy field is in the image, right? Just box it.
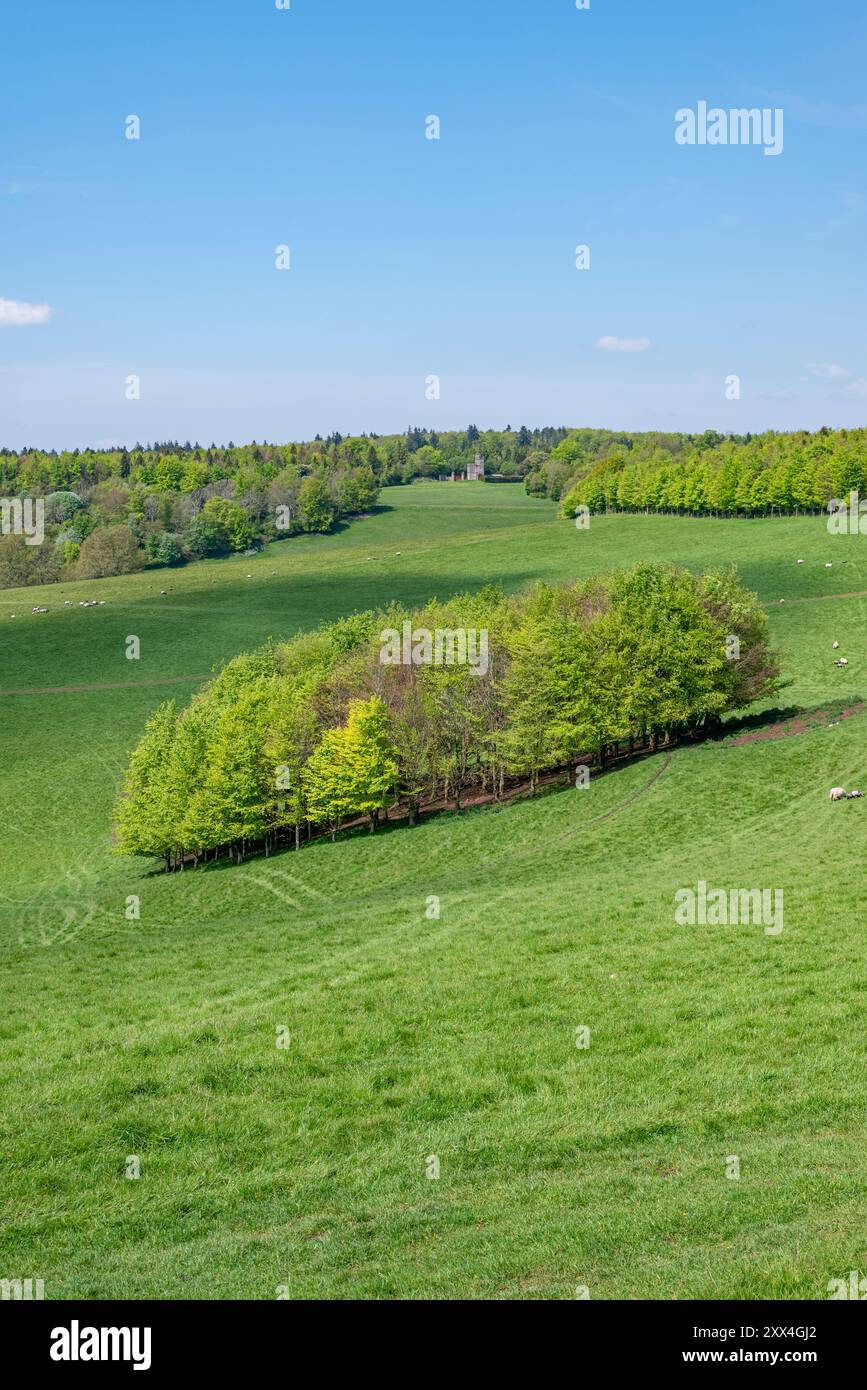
[1,483,866,1299]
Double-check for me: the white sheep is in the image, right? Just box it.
[830,787,848,800]
[833,641,840,649]
[849,790,864,799]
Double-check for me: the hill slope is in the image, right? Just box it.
[1,484,865,1298]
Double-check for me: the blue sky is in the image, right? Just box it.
[2,0,866,447]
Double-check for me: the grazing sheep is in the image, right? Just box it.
[833,641,840,649]
[797,559,804,564]
[830,787,848,800]
[825,562,833,568]
[834,658,849,667]
[849,790,864,798]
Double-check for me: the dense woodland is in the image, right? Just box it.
[0,426,561,588]
[114,563,780,870]
[4,424,865,589]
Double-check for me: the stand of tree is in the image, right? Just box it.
[556,427,867,517]
[114,563,781,871]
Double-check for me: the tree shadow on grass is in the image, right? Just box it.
[715,697,866,745]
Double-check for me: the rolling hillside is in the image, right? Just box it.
[1,484,865,1298]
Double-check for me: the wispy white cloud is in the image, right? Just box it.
[595,336,650,353]
[845,379,867,397]
[0,297,54,326]
[811,363,850,379]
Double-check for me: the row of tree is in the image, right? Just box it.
[556,428,867,517]
[114,564,781,870]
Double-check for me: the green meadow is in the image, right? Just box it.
[1,483,865,1299]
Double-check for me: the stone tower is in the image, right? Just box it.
[467,453,485,481]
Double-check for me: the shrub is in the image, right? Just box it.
[44,490,86,524]
[0,533,62,588]
[298,476,336,532]
[76,524,144,579]
[146,531,186,566]
[185,497,255,556]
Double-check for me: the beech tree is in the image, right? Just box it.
[115,566,781,867]
[114,701,179,871]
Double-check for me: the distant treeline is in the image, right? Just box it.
[550,427,867,518]
[0,426,562,588]
[114,563,780,870]
[5,423,862,589]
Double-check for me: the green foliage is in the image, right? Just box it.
[559,428,867,519]
[0,533,61,587]
[186,497,254,556]
[114,563,779,865]
[146,531,185,566]
[75,524,144,579]
[298,475,337,533]
[114,701,179,867]
[44,490,86,523]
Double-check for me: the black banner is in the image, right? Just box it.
[4,1299,863,1374]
